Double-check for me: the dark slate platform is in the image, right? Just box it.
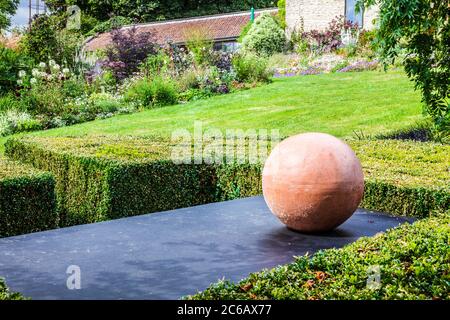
[0,196,414,300]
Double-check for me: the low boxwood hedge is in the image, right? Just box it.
[0,156,56,237]
[0,278,24,300]
[4,136,266,226]
[188,213,450,300]
[351,140,449,217]
[4,136,449,227]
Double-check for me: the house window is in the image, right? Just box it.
[345,0,363,27]
[214,41,240,52]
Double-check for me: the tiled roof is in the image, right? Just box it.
[84,8,278,51]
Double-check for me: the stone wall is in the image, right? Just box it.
[362,5,379,30]
[286,0,379,34]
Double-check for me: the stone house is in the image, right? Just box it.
[286,0,379,33]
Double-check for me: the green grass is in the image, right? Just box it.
[1,70,421,148]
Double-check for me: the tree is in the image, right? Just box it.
[44,1,276,24]
[360,0,449,136]
[242,13,286,56]
[0,0,19,30]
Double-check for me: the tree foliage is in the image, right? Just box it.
[103,27,157,81]
[242,13,286,56]
[0,0,19,30]
[44,0,276,23]
[360,0,449,135]
[19,14,83,67]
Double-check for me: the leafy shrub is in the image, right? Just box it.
[336,43,358,58]
[161,42,192,76]
[0,109,41,136]
[62,76,87,98]
[0,46,32,95]
[21,80,67,116]
[357,29,378,58]
[0,156,56,237]
[232,52,272,83]
[103,27,157,81]
[185,28,215,66]
[18,60,86,117]
[125,77,178,108]
[178,88,213,102]
[150,77,179,107]
[0,94,20,113]
[277,0,287,29]
[0,279,24,300]
[361,0,449,135]
[20,14,84,69]
[177,65,237,101]
[86,92,121,114]
[241,13,286,56]
[89,70,117,93]
[301,16,359,54]
[176,67,201,92]
[238,21,253,43]
[140,50,171,77]
[86,16,132,36]
[54,29,85,69]
[79,13,100,35]
[20,15,57,63]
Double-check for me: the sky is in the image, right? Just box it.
[10,0,47,29]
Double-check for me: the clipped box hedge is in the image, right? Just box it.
[189,213,450,300]
[0,278,24,300]
[351,140,449,217]
[4,136,449,227]
[0,157,56,237]
[4,136,266,226]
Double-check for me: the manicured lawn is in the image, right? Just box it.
[3,70,421,146]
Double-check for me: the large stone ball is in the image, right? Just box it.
[262,133,364,233]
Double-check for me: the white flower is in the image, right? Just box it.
[48,59,56,67]
[62,68,70,75]
[30,78,37,85]
[17,79,23,85]
[39,62,46,69]
[52,64,61,71]
[31,68,40,77]
[18,70,26,78]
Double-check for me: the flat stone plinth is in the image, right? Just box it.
[0,196,413,300]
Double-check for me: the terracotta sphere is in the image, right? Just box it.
[262,133,364,233]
